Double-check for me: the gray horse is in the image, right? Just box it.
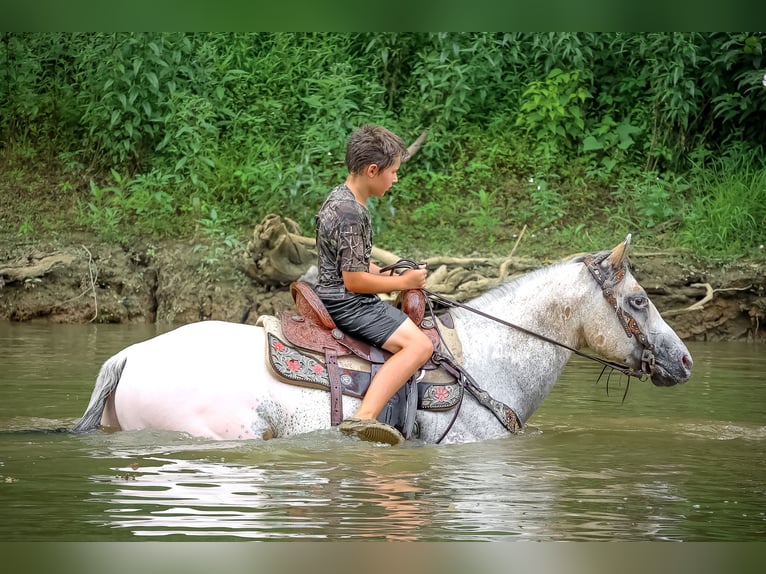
[74,236,692,444]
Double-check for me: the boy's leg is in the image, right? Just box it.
[352,318,433,420]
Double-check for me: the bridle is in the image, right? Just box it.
[582,252,656,378]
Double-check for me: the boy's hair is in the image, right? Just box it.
[345,125,408,175]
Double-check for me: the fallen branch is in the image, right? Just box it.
[664,283,753,316]
[288,232,537,270]
[0,252,74,284]
[288,232,401,266]
[289,229,531,300]
[249,215,538,299]
[508,224,527,260]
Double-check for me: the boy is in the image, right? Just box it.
[314,125,433,445]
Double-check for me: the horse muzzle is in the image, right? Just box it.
[649,350,693,387]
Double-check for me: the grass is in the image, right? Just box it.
[2,145,764,265]
[679,156,766,259]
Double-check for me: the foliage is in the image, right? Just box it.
[516,68,591,163]
[1,32,764,260]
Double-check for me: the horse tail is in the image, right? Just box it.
[71,353,128,433]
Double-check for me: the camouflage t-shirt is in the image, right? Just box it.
[314,184,372,299]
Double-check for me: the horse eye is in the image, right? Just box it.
[631,296,649,309]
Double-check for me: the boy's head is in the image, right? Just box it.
[345,125,408,175]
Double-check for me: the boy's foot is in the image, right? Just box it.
[338,418,404,446]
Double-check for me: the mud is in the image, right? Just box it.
[1,234,764,342]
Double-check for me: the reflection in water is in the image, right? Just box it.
[101,458,301,538]
[79,433,536,540]
[91,431,732,541]
[90,434,625,541]
[90,438,442,540]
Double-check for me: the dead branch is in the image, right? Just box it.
[82,245,99,322]
[404,129,429,162]
[287,232,401,266]
[664,282,753,316]
[0,252,74,285]
[247,214,537,299]
[243,214,316,285]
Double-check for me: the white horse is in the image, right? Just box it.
[73,236,692,444]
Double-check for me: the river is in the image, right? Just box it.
[0,321,764,541]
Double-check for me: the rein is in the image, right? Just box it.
[382,258,650,380]
[425,288,647,379]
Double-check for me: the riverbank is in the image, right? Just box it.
[1,228,764,342]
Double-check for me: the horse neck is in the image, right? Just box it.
[464,261,587,344]
[450,261,588,423]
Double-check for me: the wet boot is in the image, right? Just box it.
[338,418,405,446]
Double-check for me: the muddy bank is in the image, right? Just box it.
[1,232,764,342]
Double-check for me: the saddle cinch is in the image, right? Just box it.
[256,281,464,440]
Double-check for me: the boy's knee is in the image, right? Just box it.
[415,331,434,362]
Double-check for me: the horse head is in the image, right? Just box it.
[579,235,693,387]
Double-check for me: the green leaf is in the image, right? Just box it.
[146,71,159,91]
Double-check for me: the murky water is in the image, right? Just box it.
[1,321,764,541]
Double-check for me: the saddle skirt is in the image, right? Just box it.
[256,312,464,413]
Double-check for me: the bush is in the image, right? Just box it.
[2,32,763,259]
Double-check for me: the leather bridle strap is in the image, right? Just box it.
[582,254,656,377]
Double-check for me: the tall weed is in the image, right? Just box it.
[681,148,766,256]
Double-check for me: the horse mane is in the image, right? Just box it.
[471,247,632,308]
[471,257,572,307]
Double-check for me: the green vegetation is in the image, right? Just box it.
[1,32,764,261]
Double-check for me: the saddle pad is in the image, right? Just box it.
[258,314,370,372]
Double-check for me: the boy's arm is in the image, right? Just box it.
[342,266,426,294]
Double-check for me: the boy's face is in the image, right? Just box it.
[366,156,401,198]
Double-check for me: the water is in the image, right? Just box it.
[0,321,764,541]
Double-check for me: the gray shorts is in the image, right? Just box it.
[321,293,407,348]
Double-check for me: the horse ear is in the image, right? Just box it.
[607,233,632,268]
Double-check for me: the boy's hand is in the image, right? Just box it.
[400,265,427,289]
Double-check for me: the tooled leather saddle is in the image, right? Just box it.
[257,281,464,439]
